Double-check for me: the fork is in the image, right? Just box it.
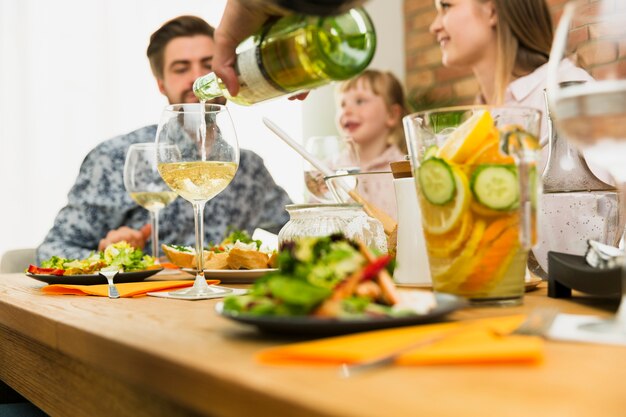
[339,307,559,378]
[99,269,121,299]
[508,307,559,336]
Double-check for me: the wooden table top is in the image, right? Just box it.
[1,271,625,417]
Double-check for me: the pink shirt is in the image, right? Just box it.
[503,60,610,183]
[504,59,592,148]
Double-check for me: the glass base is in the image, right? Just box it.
[147,285,233,300]
[579,319,626,335]
[468,296,523,307]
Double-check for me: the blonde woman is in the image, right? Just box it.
[429,0,593,153]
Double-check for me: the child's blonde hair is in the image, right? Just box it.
[337,69,408,153]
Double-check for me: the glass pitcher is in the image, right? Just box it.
[533,88,620,276]
[404,106,541,306]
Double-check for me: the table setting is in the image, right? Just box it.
[3,1,626,416]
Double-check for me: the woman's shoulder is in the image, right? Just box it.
[557,58,594,82]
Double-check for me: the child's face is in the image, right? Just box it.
[337,82,398,147]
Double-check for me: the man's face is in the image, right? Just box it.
[157,35,226,104]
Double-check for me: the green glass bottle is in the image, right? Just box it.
[193,7,376,105]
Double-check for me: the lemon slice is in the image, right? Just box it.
[425,210,474,257]
[420,166,470,235]
[437,110,495,163]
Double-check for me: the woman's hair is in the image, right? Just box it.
[485,0,553,103]
[147,15,215,79]
[337,69,409,153]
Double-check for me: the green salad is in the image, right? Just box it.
[34,242,156,275]
[223,234,407,318]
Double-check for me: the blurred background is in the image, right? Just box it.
[0,0,404,255]
[0,0,572,255]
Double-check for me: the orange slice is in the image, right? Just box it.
[436,110,495,164]
[429,219,487,293]
[425,211,474,257]
[465,136,514,165]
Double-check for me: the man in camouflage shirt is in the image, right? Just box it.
[36,16,291,262]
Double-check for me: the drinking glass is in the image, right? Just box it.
[155,103,239,300]
[303,135,359,202]
[405,106,541,306]
[123,143,178,260]
[547,0,626,333]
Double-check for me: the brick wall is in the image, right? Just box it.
[403,0,570,109]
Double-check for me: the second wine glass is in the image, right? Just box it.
[303,135,360,203]
[547,0,626,336]
[123,143,178,260]
[155,103,239,300]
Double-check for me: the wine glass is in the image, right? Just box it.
[303,135,360,202]
[123,143,178,260]
[547,0,626,335]
[155,103,239,300]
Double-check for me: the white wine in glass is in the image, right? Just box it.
[155,103,239,300]
[547,0,626,336]
[123,143,178,259]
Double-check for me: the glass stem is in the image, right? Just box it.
[150,209,159,260]
[192,202,210,290]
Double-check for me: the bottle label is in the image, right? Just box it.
[235,46,286,101]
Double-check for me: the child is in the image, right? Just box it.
[335,69,409,220]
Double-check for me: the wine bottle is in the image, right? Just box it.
[193,7,376,105]
[252,0,366,16]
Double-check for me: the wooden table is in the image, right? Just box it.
[0,272,625,417]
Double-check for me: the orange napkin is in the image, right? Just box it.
[41,279,220,298]
[257,315,543,366]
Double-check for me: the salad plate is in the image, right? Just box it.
[26,268,163,285]
[216,293,466,337]
[181,268,277,283]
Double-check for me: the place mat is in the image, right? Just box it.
[547,313,626,346]
[257,315,544,366]
[41,279,220,298]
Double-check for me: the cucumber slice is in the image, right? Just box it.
[470,164,519,210]
[418,158,456,205]
[423,144,439,160]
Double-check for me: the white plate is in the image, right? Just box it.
[181,268,277,283]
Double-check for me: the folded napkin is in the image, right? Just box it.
[41,279,220,298]
[257,315,543,366]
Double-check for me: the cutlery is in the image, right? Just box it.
[263,117,397,235]
[339,307,559,378]
[99,269,121,299]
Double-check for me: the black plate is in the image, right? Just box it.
[25,268,163,285]
[548,251,621,297]
[216,293,466,337]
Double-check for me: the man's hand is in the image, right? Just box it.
[213,0,271,97]
[98,224,151,251]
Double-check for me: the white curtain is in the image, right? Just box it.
[0,0,304,256]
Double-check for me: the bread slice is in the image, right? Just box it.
[227,248,270,270]
[204,252,229,270]
[268,252,279,268]
[161,244,212,269]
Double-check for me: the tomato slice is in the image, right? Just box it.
[27,265,65,275]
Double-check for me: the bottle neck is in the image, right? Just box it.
[193,72,224,102]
